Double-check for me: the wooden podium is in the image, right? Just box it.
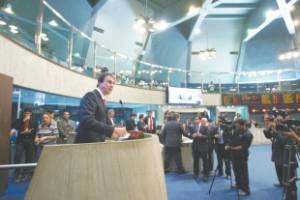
[25,134,167,200]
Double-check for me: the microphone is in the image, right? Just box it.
[119,100,124,126]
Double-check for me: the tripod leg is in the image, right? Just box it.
[208,165,219,195]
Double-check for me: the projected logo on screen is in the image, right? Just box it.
[168,87,203,105]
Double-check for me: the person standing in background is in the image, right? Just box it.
[107,109,116,126]
[137,114,147,132]
[125,113,137,131]
[57,111,76,144]
[161,112,186,174]
[144,111,156,134]
[13,108,38,183]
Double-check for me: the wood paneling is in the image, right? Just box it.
[0,73,13,195]
[26,135,167,200]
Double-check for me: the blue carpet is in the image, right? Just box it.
[166,145,295,200]
[0,145,298,200]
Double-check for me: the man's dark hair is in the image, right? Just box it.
[23,107,32,113]
[97,71,114,83]
[139,114,144,120]
[235,119,247,126]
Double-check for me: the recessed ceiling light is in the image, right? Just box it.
[9,25,18,30]
[10,29,18,34]
[0,20,7,26]
[41,37,49,41]
[3,4,14,15]
[49,20,58,27]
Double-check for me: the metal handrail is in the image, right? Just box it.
[0,163,37,170]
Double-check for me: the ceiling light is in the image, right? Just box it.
[74,52,80,57]
[10,29,18,34]
[195,29,201,34]
[49,20,58,27]
[134,0,167,33]
[188,5,199,15]
[3,4,14,15]
[41,33,47,38]
[265,10,275,18]
[0,20,6,26]
[294,20,299,26]
[41,37,49,41]
[9,25,17,30]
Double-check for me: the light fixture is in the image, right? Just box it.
[0,20,6,26]
[278,49,300,60]
[188,5,200,15]
[41,33,49,41]
[10,29,18,34]
[3,4,14,15]
[134,0,168,33]
[199,22,216,60]
[49,20,58,27]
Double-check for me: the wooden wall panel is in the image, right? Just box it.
[26,135,167,200]
[0,73,13,196]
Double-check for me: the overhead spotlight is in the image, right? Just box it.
[265,10,275,18]
[195,29,201,34]
[188,5,199,15]
[10,29,18,34]
[9,25,18,30]
[0,20,7,26]
[3,4,14,15]
[49,20,58,27]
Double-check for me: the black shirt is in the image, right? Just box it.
[229,129,253,158]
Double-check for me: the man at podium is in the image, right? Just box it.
[74,70,127,143]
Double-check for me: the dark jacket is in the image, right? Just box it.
[13,117,38,143]
[161,120,184,147]
[125,118,136,131]
[229,129,253,158]
[189,124,209,153]
[75,89,114,143]
[137,120,146,131]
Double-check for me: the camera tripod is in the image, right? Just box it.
[208,160,240,200]
[282,144,299,200]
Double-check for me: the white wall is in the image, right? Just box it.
[91,0,148,58]
[190,19,246,83]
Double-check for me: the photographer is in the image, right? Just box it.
[225,119,253,196]
[263,112,298,200]
[212,117,232,178]
[263,116,288,187]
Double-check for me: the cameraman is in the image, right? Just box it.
[225,119,253,196]
[212,117,232,177]
[264,115,298,200]
[263,116,288,187]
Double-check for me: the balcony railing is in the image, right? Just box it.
[0,0,300,93]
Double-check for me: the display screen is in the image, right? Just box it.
[167,87,203,105]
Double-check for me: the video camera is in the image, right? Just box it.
[276,119,300,134]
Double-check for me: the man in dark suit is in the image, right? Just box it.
[125,113,137,131]
[161,112,185,174]
[13,107,38,182]
[189,116,209,181]
[74,72,127,143]
[144,111,156,134]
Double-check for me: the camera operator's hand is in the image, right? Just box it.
[286,130,300,142]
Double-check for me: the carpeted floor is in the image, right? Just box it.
[165,145,295,200]
[0,145,298,200]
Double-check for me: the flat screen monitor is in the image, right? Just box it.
[167,87,203,105]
